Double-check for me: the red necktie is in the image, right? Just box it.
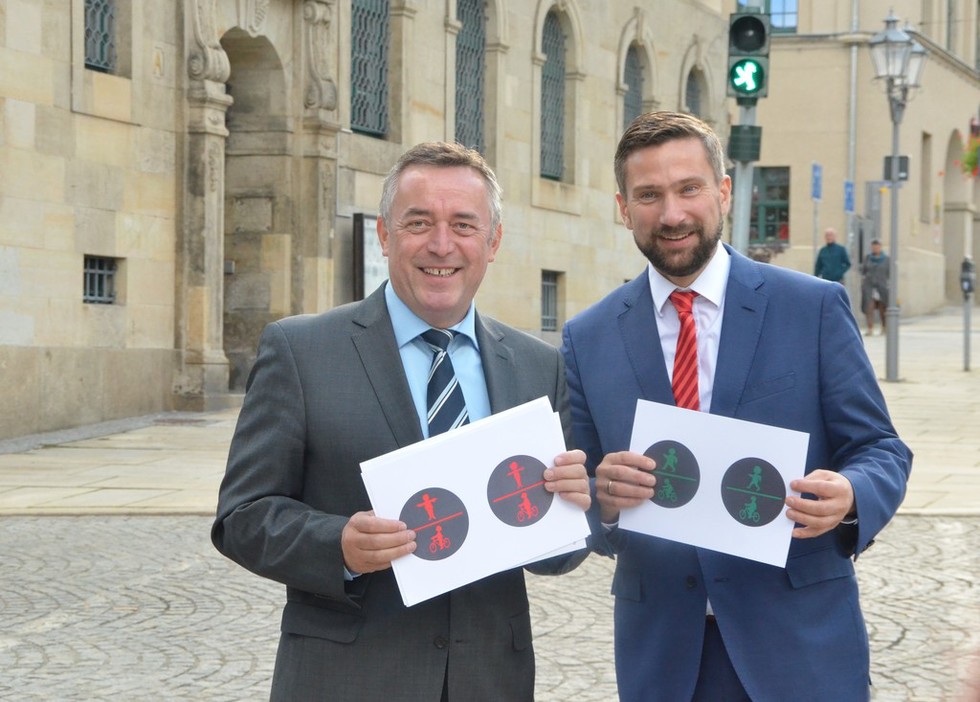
[669,290,700,411]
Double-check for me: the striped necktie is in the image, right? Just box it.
[668,290,700,411]
[421,329,470,436]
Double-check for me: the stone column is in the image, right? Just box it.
[174,0,234,409]
[299,0,341,313]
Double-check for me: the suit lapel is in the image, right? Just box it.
[712,248,767,417]
[351,288,425,448]
[475,313,518,414]
[618,276,673,403]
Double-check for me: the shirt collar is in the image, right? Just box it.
[647,241,730,316]
[384,282,479,349]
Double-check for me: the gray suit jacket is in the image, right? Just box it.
[212,285,583,701]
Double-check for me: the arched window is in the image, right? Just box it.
[685,69,702,117]
[623,44,644,130]
[540,11,565,180]
[351,0,389,137]
[456,0,486,152]
[84,0,117,72]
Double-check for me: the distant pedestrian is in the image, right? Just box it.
[861,239,889,335]
[814,227,851,282]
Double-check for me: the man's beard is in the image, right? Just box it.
[636,220,723,280]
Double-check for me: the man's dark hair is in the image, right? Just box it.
[614,111,726,196]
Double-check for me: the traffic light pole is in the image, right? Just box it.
[731,102,757,254]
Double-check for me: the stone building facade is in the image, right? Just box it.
[754,0,980,316]
[0,0,730,438]
[2,0,977,440]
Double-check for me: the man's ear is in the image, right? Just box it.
[616,192,632,229]
[377,217,390,256]
[487,223,503,262]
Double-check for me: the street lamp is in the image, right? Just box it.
[869,12,927,382]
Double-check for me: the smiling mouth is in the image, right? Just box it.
[423,267,458,277]
[659,231,694,242]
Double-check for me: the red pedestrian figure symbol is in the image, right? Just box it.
[507,461,525,488]
[417,492,438,521]
[516,491,540,522]
[429,524,452,553]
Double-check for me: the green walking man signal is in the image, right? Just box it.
[730,58,765,96]
[727,11,770,100]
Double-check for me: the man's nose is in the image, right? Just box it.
[659,194,688,227]
[426,222,455,255]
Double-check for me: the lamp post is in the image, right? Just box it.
[869,13,927,382]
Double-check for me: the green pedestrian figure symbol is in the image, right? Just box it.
[662,447,679,473]
[658,477,678,503]
[739,495,761,523]
[747,465,762,491]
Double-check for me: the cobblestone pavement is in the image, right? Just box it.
[2,515,977,701]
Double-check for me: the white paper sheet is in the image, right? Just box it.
[361,396,591,606]
[619,400,809,568]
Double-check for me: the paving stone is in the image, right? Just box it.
[1,514,976,700]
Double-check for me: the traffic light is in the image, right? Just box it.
[727,12,770,100]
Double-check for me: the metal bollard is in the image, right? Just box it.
[961,258,975,371]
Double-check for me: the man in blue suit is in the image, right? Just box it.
[561,112,911,701]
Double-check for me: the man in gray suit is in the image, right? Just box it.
[212,141,591,701]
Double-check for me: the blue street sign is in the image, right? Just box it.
[811,162,822,201]
[844,180,855,214]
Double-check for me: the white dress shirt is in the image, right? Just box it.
[646,242,731,414]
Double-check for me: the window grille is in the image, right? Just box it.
[540,12,565,180]
[541,271,559,332]
[84,0,117,73]
[455,0,486,153]
[685,70,702,117]
[623,45,644,131]
[351,0,390,136]
[83,256,117,304]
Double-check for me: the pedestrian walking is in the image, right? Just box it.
[861,239,889,335]
[814,227,851,282]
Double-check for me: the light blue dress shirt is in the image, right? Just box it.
[384,282,492,437]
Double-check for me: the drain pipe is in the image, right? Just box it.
[846,0,859,306]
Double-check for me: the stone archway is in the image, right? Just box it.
[220,29,292,391]
[176,0,341,407]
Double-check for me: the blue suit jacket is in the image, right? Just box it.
[561,245,911,702]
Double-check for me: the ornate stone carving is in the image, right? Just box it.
[207,142,222,193]
[303,0,338,111]
[238,0,270,38]
[188,0,230,82]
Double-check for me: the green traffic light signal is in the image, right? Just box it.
[729,58,766,96]
[727,11,770,100]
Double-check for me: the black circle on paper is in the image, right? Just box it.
[720,458,786,527]
[400,487,469,560]
[644,440,700,508]
[486,454,553,527]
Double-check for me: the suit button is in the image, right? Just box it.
[434,636,449,649]
[685,575,697,589]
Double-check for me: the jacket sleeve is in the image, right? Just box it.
[211,321,358,607]
[816,285,912,555]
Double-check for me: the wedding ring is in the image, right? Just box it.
[607,479,615,496]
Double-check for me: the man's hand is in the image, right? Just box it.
[594,450,657,524]
[543,449,591,511]
[785,470,856,539]
[341,510,416,574]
